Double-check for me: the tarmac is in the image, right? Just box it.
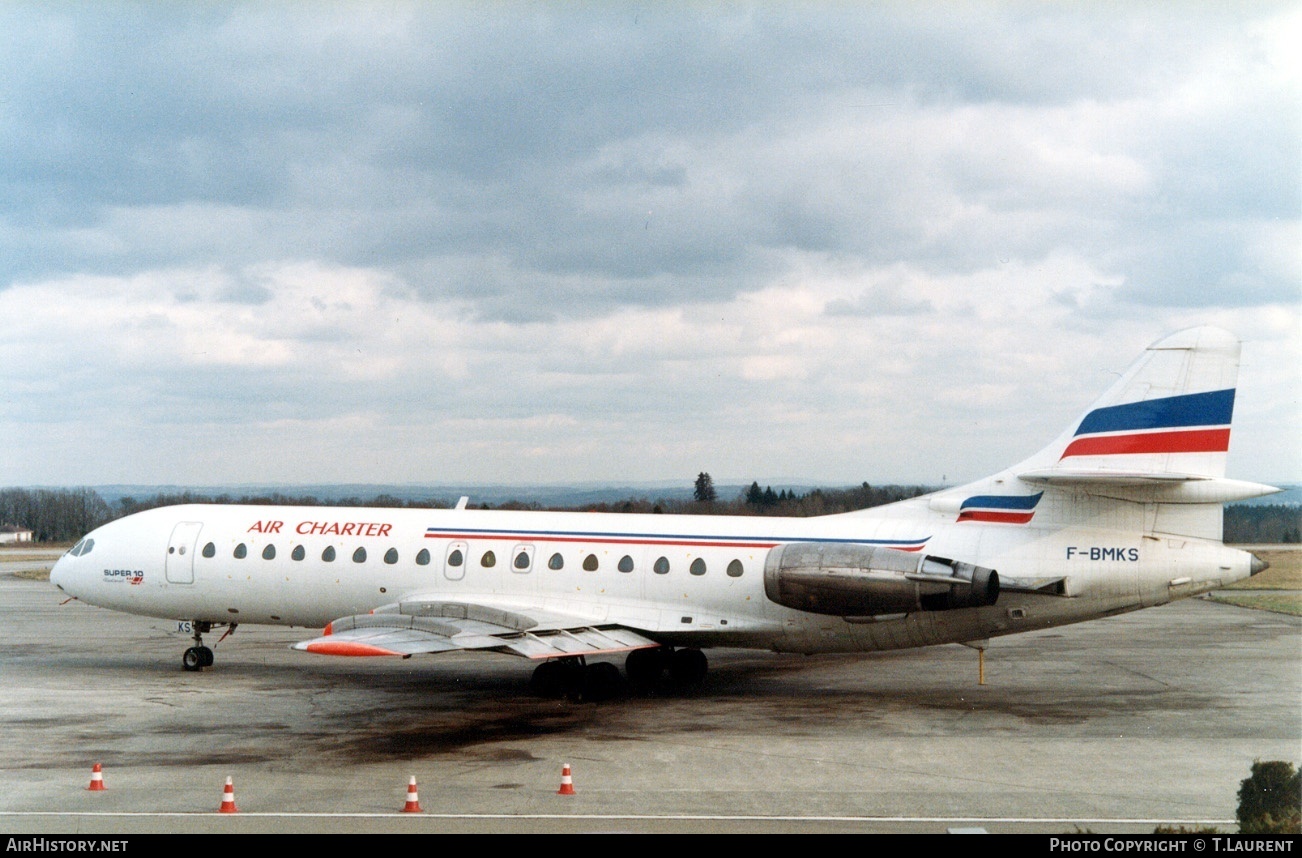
[1,549,1298,834]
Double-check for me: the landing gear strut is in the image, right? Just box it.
[181,621,236,671]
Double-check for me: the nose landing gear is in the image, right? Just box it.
[181,621,236,671]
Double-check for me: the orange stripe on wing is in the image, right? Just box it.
[302,640,402,657]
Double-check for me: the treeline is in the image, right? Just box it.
[114,491,446,517]
[4,486,1300,544]
[1,488,454,543]
[572,481,936,517]
[0,488,115,543]
[1224,504,1302,544]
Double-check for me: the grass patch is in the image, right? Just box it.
[1207,591,1302,617]
[1224,547,1302,590]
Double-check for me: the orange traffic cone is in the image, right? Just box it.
[402,776,423,813]
[86,763,106,791]
[218,776,238,813]
[556,763,575,795]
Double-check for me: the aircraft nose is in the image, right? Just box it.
[49,553,72,590]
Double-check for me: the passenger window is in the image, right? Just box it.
[384,548,399,565]
[444,542,467,581]
[202,542,215,558]
[690,558,706,576]
[583,554,599,571]
[262,544,276,560]
[322,546,336,562]
[415,548,430,566]
[548,553,564,570]
[727,559,744,578]
[481,550,496,568]
[353,547,367,563]
[514,551,531,569]
[234,543,247,559]
[291,545,305,561]
[654,556,670,575]
[618,555,634,573]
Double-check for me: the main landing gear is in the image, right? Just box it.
[528,646,708,701]
[181,621,237,672]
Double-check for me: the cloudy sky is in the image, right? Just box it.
[1,1,1298,492]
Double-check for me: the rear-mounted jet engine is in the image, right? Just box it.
[763,543,999,617]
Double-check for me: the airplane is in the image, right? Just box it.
[50,325,1280,699]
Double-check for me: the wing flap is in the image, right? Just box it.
[499,626,661,660]
[292,602,661,659]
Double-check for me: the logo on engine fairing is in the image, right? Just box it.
[103,568,144,585]
[956,492,1043,524]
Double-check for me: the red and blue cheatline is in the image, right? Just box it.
[1059,388,1234,460]
[424,527,930,552]
[957,492,1043,525]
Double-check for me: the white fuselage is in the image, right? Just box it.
[50,498,1259,656]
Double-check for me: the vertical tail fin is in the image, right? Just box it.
[929,327,1278,541]
[1019,326,1240,480]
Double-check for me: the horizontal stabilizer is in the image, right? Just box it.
[1018,470,1279,504]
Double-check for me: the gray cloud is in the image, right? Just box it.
[0,1,1297,486]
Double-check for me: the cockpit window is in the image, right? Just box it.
[69,539,95,557]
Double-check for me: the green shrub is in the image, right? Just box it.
[1237,760,1302,834]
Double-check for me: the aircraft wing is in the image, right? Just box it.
[291,599,661,660]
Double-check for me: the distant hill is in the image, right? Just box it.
[80,481,1302,509]
[87,482,834,509]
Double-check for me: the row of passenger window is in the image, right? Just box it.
[201,541,746,577]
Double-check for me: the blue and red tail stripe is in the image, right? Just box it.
[957,492,1043,524]
[424,527,930,552]
[1060,388,1234,460]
